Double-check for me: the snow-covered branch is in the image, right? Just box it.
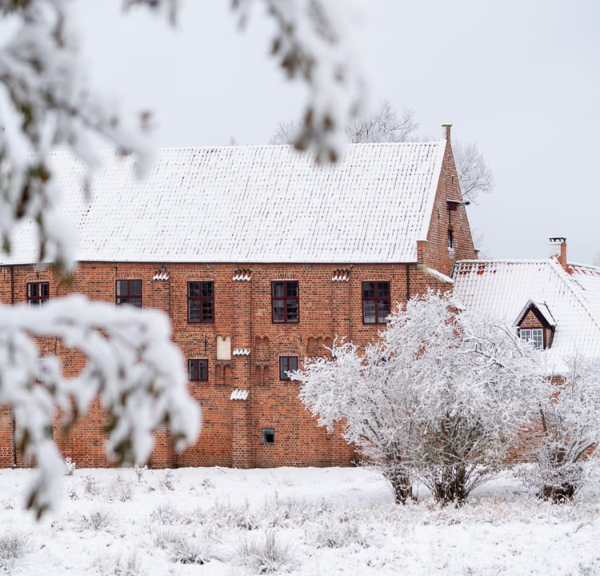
[0,295,200,518]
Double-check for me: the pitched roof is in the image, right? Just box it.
[4,142,446,265]
[453,259,600,368]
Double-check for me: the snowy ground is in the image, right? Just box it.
[0,466,599,575]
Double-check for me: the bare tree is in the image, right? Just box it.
[271,101,418,146]
[271,102,493,204]
[345,101,419,143]
[452,141,494,204]
[593,253,600,267]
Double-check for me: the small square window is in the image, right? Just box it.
[188,281,214,323]
[261,428,275,444]
[27,282,49,306]
[188,359,208,381]
[279,356,298,380]
[272,281,299,323]
[116,280,142,307]
[362,282,390,324]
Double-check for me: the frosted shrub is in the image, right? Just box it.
[111,476,134,502]
[77,508,116,532]
[64,458,76,477]
[160,470,175,491]
[150,503,181,526]
[134,465,148,483]
[311,520,373,549]
[83,475,100,496]
[168,536,217,565]
[95,551,144,576]
[521,357,600,503]
[234,532,295,574]
[296,292,544,505]
[0,533,31,571]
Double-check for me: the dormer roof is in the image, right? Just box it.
[514,300,556,329]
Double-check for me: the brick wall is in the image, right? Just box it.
[0,139,477,469]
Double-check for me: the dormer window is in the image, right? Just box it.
[514,300,556,351]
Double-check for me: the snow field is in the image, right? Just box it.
[1,466,599,575]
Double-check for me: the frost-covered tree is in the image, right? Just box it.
[0,0,370,516]
[522,357,600,503]
[295,292,543,505]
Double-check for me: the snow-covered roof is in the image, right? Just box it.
[4,142,446,265]
[453,259,600,367]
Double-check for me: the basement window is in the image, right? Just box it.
[279,356,298,380]
[116,279,142,307]
[188,359,208,381]
[362,282,390,324]
[261,428,275,444]
[27,282,49,306]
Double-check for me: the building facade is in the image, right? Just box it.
[0,126,477,468]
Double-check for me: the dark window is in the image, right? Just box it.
[448,229,454,249]
[520,328,544,350]
[272,281,299,323]
[279,356,298,380]
[262,428,275,444]
[188,359,208,381]
[362,282,390,324]
[188,281,214,323]
[116,280,142,307]
[27,282,49,306]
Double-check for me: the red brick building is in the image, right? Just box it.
[0,125,477,468]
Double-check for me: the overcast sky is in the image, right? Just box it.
[72,0,600,264]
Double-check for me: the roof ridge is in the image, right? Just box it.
[46,141,444,157]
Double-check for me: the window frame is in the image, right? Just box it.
[362,281,391,325]
[187,281,215,324]
[115,279,143,307]
[271,281,299,324]
[279,356,299,381]
[519,327,544,350]
[188,359,209,382]
[27,281,49,306]
[261,428,275,444]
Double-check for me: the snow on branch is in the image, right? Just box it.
[0,295,200,518]
[235,0,370,162]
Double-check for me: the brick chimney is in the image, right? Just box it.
[442,124,452,141]
[549,237,568,270]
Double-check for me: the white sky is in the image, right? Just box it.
[72,0,600,264]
